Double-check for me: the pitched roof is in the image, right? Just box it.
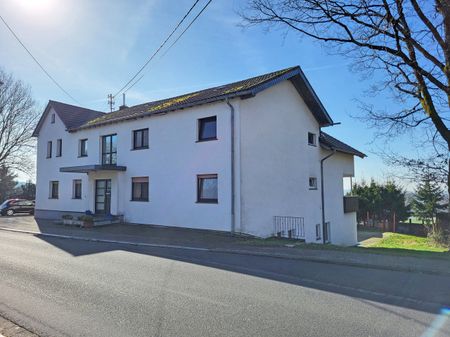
[32,101,105,137]
[71,66,333,131]
[319,132,366,158]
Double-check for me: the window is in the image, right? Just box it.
[309,177,317,190]
[133,128,149,150]
[101,134,117,165]
[131,177,149,201]
[308,132,317,146]
[51,113,55,124]
[197,174,218,203]
[56,139,62,157]
[49,181,59,199]
[198,116,217,141]
[46,141,52,158]
[73,180,82,199]
[316,224,321,240]
[79,139,88,157]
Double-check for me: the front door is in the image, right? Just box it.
[95,179,111,215]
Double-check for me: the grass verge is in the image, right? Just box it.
[240,232,450,260]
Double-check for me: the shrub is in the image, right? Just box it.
[62,214,73,220]
[427,228,448,247]
[78,215,94,223]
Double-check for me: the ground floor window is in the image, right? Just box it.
[197,174,218,203]
[131,177,149,201]
[316,224,321,240]
[49,181,59,199]
[73,180,82,199]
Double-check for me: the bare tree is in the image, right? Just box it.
[0,68,39,174]
[241,0,450,194]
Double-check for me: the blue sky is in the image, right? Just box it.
[0,0,422,188]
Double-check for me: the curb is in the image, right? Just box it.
[1,226,449,277]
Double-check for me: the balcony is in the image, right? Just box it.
[343,196,359,213]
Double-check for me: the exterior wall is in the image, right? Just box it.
[238,80,357,245]
[35,80,358,245]
[322,151,358,246]
[35,102,233,232]
[238,81,323,243]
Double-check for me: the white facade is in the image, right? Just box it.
[35,79,361,245]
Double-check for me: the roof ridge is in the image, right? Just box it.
[49,100,105,114]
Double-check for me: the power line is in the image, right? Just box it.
[125,0,214,94]
[113,0,202,98]
[160,0,213,59]
[0,15,80,104]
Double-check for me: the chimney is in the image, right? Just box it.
[119,93,128,110]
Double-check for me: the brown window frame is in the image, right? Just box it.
[46,141,52,158]
[309,177,318,190]
[73,180,82,199]
[197,174,218,204]
[132,128,149,150]
[79,139,88,157]
[56,139,62,157]
[197,116,217,142]
[49,181,59,199]
[308,132,317,146]
[131,177,149,202]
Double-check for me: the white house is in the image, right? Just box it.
[33,66,365,245]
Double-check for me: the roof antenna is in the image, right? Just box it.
[119,93,128,110]
[107,94,115,112]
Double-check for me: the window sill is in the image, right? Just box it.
[46,157,52,159]
[130,147,149,151]
[48,197,58,200]
[72,198,82,200]
[130,199,149,202]
[78,155,88,158]
[196,200,218,204]
[308,143,317,147]
[309,187,318,190]
[196,138,218,143]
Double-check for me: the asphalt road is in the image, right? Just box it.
[0,229,449,337]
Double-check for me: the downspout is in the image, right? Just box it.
[226,98,236,235]
[320,148,336,244]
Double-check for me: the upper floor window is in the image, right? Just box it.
[49,181,59,199]
[131,177,149,201]
[73,180,82,199]
[101,134,117,165]
[308,132,317,146]
[46,141,52,158]
[56,139,62,157]
[309,177,318,190]
[197,174,218,203]
[133,128,149,150]
[198,116,217,142]
[51,113,55,124]
[79,139,88,157]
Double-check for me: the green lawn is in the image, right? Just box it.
[364,232,449,253]
[240,232,450,260]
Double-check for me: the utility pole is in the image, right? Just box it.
[107,94,115,112]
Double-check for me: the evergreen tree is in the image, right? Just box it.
[16,180,36,200]
[0,166,17,202]
[352,180,410,226]
[412,174,446,227]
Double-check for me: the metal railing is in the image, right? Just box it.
[274,216,305,239]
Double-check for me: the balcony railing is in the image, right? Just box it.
[344,196,359,213]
